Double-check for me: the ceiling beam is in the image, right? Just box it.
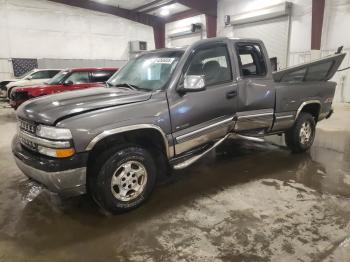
[165,9,202,23]
[311,0,325,50]
[139,0,177,14]
[133,0,174,12]
[176,0,217,17]
[47,0,163,27]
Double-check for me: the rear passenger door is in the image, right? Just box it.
[234,42,275,133]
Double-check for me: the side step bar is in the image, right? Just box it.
[172,134,230,170]
[171,133,266,170]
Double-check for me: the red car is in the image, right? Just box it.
[10,68,118,109]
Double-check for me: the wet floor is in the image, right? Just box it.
[0,102,350,261]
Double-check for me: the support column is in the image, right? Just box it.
[153,23,165,49]
[311,0,325,59]
[205,14,217,38]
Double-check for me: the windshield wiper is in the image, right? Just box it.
[106,82,113,88]
[112,83,151,92]
[114,83,138,90]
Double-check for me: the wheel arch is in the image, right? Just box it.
[295,100,321,121]
[86,125,171,159]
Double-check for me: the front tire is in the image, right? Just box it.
[88,146,157,213]
[285,112,316,153]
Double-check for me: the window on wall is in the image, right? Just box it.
[236,43,267,77]
[185,45,232,86]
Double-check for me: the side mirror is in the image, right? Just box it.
[180,75,206,93]
[25,76,33,80]
[64,80,73,86]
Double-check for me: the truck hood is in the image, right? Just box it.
[17,87,152,125]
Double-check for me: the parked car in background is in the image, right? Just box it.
[0,69,61,99]
[9,68,118,109]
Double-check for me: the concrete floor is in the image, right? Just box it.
[0,100,350,262]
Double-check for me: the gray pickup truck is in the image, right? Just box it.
[12,37,345,213]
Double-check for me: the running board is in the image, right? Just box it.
[172,134,230,170]
[234,134,265,142]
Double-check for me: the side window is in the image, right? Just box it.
[30,71,50,79]
[236,43,267,77]
[48,70,60,78]
[91,70,115,82]
[185,45,232,86]
[64,72,90,84]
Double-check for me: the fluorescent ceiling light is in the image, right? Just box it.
[160,8,170,16]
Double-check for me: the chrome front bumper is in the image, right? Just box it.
[14,156,86,197]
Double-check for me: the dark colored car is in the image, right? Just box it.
[12,37,345,213]
[9,68,118,109]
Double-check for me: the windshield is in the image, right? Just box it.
[46,70,69,85]
[19,70,34,79]
[107,51,183,91]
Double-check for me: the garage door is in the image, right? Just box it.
[232,16,290,70]
[168,33,202,48]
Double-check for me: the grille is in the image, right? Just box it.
[11,91,29,101]
[19,119,36,134]
[19,135,37,150]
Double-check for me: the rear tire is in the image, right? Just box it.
[88,145,157,213]
[285,112,316,153]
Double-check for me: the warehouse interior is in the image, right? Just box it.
[0,0,350,261]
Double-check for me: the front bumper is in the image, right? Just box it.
[0,89,7,98]
[10,99,26,109]
[12,135,88,197]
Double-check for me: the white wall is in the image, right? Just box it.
[0,0,155,79]
[165,15,206,48]
[217,0,312,55]
[321,0,350,102]
[218,0,350,102]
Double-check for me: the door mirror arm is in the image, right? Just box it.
[63,80,73,86]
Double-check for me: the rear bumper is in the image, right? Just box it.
[326,108,334,119]
[12,135,88,197]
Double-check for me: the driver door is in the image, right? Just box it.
[168,42,238,155]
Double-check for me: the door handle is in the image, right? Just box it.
[226,90,237,99]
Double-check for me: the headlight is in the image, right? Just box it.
[36,125,72,140]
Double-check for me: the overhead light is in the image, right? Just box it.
[160,8,170,16]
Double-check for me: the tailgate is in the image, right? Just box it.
[273,52,346,82]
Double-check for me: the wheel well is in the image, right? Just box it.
[300,103,320,121]
[86,128,169,179]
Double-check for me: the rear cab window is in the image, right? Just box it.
[236,43,267,77]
